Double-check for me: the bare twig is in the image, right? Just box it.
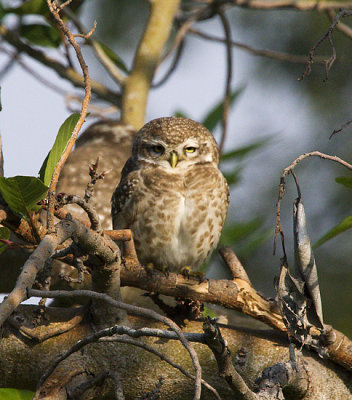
[210,0,352,11]
[274,151,352,257]
[29,288,202,400]
[219,246,251,283]
[62,7,126,85]
[73,20,97,39]
[299,10,352,81]
[203,319,257,400]
[0,25,119,104]
[327,9,352,39]
[0,51,17,80]
[188,28,328,65]
[84,158,111,204]
[56,193,103,233]
[152,39,185,88]
[217,8,233,154]
[102,336,221,400]
[330,118,352,139]
[66,370,125,400]
[121,0,181,128]
[46,0,92,232]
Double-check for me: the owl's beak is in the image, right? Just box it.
[169,151,178,168]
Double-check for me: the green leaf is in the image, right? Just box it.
[0,176,48,219]
[95,41,129,73]
[39,113,80,186]
[220,217,264,244]
[335,176,352,190]
[0,227,10,255]
[202,88,244,132]
[313,216,352,249]
[173,110,190,119]
[202,306,218,319]
[6,0,48,15]
[0,4,6,20]
[20,23,61,48]
[221,136,272,162]
[0,388,34,400]
[223,167,242,186]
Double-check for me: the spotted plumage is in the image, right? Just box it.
[111,117,229,272]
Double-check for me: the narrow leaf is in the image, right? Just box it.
[202,88,244,132]
[0,388,35,400]
[20,23,61,48]
[313,216,352,249]
[173,110,190,119]
[335,176,352,190]
[220,217,264,244]
[0,176,48,218]
[40,113,80,186]
[221,136,272,162]
[0,227,10,254]
[223,167,241,186]
[6,0,48,15]
[95,41,129,73]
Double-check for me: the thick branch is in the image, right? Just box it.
[29,288,202,400]
[121,0,181,129]
[0,216,120,327]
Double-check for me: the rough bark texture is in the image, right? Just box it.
[1,306,352,400]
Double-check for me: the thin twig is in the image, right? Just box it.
[299,10,352,81]
[274,151,352,257]
[0,25,120,104]
[152,39,185,88]
[62,8,125,85]
[217,8,232,154]
[66,370,125,400]
[188,28,328,65]
[56,193,103,233]
[327,9,352,39]
[102,336,221,400]
[46,0,92,232]
[210,0,352,11]
[29,288,202,400]
[330,118,352,139]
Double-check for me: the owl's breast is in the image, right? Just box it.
[131,165,228,272]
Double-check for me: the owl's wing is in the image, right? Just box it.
[111,157,140,229]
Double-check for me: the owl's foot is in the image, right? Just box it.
[180,266,205,282]
[146,262,169,277]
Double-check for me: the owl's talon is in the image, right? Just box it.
[180,266,191,279]
[145,263,169,277]
[180,267,204,282]
[146,262,154,275]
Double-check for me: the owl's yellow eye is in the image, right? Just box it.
[151,145,164,154]
[185,147,196,153]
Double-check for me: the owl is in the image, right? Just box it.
[111,117,229,273]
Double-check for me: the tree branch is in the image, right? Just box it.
[0,25,120,104]
[188,28,328,65]
[28,288,203,400]
[46,0,92,232]
[121,0,181,129]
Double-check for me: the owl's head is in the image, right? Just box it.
[132,117,219,170]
